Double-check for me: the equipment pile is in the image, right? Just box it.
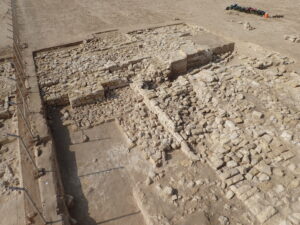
[226,4,268,17]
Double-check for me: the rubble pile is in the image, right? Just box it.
[35,42,145,106]
[131,52,300,224]
[0,61,16,120]
[62,87,136,128]
[35,31,145,106]
[119,100,178,167]
[188,63,299,224]
[0,61,15,98]
[0,61,19,195]
[130,24,233,76]
[151,76,206,150]
[0,140,20,195]
[34,24,233,107]
[59,87,178,167]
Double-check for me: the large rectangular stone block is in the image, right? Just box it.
[101,77,128,90]
[45,93,69,106]
[180,45,212,69]
[211,42,235,55]
[69,85,105,108]
[190,32,235,56]
[169,51,187,76]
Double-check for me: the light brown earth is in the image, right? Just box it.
[7,0,299,63]
[0,0,12,58]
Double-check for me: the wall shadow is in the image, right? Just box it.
[48,107,97,225]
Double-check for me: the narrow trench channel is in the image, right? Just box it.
[47,107,145,225]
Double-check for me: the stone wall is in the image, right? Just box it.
[34,24,235,109]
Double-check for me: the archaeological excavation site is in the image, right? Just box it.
[0,0,300,225]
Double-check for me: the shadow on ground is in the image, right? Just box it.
[50,108,97,225]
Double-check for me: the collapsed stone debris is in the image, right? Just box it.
[34,24,300,225]
[35,24,234,108]
[0,61,20,198]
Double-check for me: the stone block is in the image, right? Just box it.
[225,190,235,199]
[255,161,272,175]
[120,56,150,68]
[244,192,277,223]
[234,184,251,197]
[169,51,187,76]
[188,76,207,100]
[211,42,235,55]
[245,193,265,215]
[257,206,277,223]
[219,168,239,180]
[281,151,295,160]
[226,174,244,186]
[239,187,259,201]
[0,108,10,119]
[45,93,69,106]
[196,48,213,65]
[180,141,200,161]
[104,61,119,72]
[69,85,105,108]
[192,70,218,85]
[101,77,128,90]
[180,45,213,70]
[211,158,225,170]
[190,32,234,56]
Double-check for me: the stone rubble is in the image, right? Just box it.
[35,24,233,108]
[0,61,16,119]
[0,61,19,197]
[243,22,255,31]
[284,34,300,43]
[36,24,300,225]
[219,215,230,225]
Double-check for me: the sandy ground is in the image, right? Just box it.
[0,193,23,225]
[0,0,12,58]
[3,0,297,64]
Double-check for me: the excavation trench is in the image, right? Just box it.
[48,107,145,225]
